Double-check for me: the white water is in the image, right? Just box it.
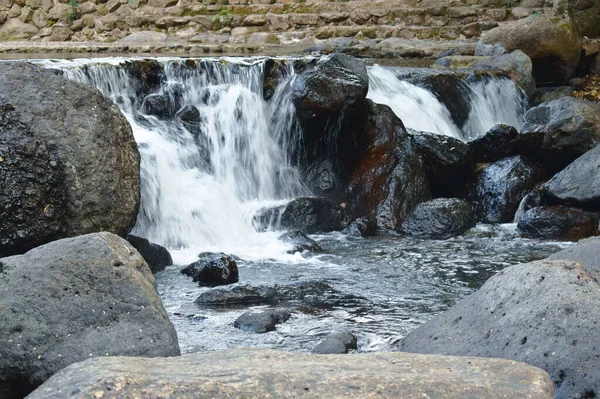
[367,65,528,141]
[47,57,308,263]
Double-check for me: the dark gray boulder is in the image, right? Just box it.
[410,131,473,198]
[280,197,351,234]
[312,332,358,354]
[0,233,180,399]
[234,309,291,333]
[469,155,546,223]
[548,236,600,280]
[543,144,600,209]
[530,86,573,106]
[0,62,140,257]
[341,215,377,237]
[278,231,323,254]
[196,284,278,307]
[292,54,368,121]
[468,124,519,164]
[126,235,172,274]
[400,259,600,399]
[181,253,239,287]
[400,198,476,239]
[252,205,286,232]
[517,206,598,241]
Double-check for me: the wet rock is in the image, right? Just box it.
[303,159,341,196]
[548,236,600,280]
[142,93,177,118]
[542,144,600,209]
[530,86,573,106]
[0,63,139,257]
[410,131,473,198]
[280,197,351,234]
[122,59,164,99]
[341,215,377,237]
[26,349,554,399]
[400,198,476,239]
[278,231,322,254]
[181,253,239,287]
[468,124,519,163]
[469,155,546,223]
[476,15,582,84]
[517,206,598,241]
[176,104,201,124]
[196,284,278,307]
[471,50,535,97]
[126,235,172,274]
[0,233,180,398]
[233,309,291,333]
[263,58,288,101]
[400,259,600,399]
[520,97,600,169]
[312,331,357,354]
[252,205,286,232]
[292,54,368,121]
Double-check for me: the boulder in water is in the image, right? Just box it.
[400,198,476,239]
[471,50,535,97]
[126,235,172,274]
[181,253,239,287]
[0,62,140,257]
[278,231,322,254]
[252,205,286,232]
[233,309,291,333]
[468,124,519,163]
[400,259,600,399]
[195,284,278,307]
[280,197,351,234]
[312,331,358,354]
[517,206,598,241]
[0,233,180,398]
[341,215,377,237]
[142,93,177,118]
[469,155,546,223]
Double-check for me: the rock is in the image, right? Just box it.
[278,231,322,254]
[262,58,288,101]
[517,206,598,241]
[400,259,600,399]
[126,234,172,274]
[246,32,279,45]
[542,144,600,208]
[520,97,600,169]
[196,284,278,306]
[341,215,377,237]
[530,86,573,106]
[400,198,476,239]
[548,236,600,280]
[252,205,286,232]
[280,197,351,234]
[233,309,291,333]
[0,18,38,40]
[410,131,473,198]
[476,15,582,84]
[312,331,357,354]
[122,59,164,99]
[468,124,519,163]
[142,93,177,118]
[181,253,239,287]
[26,349,554,399]
[0,63,139,257]
[471,50,535,97]
[0,233,180,398]
[292,54,368,121]
[469,155,546,224]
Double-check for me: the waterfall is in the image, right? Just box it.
[43,57,308,262]
[366,65,528,141]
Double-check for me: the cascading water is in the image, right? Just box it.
[48,57,308,262]
[366,65,528,141]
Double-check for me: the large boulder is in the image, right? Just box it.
[476,15,582,84]
[520,98,600,169]
[180,253,239,287]
[471,50,535,97]
[542,144,600,208]
[126,235,172,274]
[292,54,368,122]
[468,124,519,164]
[400,198,476,239]
[0,233,180,398]
[469,155,546,223]
[26,349,554,399]
[517,206,598,241]
[548,236,600,280]
[280,197,351,234]
[400,259,600,399]
[0,62,140,257]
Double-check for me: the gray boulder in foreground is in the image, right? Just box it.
[548,236,600,281]
[400,259,600,399]
[0,233,180,398]
[27,349,553,399]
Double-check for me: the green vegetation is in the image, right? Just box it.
[67,0,80,22]
[211,7,233,27]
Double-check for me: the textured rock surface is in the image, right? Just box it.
[0,62,140,257]
[312,332,358,354]
[126,235,172,274]
[27,349,554,399]
[400,259,600,399]
[0,233,180,399]
[278,231,323,254]
[181,253,239,287]
[468,124,519,164]
[548,236,600,280]
[280,197,351,234]
[517,206,598,241]
[234,309,291,333]
[400,198,475,239]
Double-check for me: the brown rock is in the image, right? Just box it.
[0,18,38,39]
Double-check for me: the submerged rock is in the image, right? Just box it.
[280,197,351,234]
[181,253,239,287]
[400,259,600,399]
[126,235,172,274]
[400,198,475,239]
[468,124,519,164]
[517,206,598,241]
[469,155,546,224]
[278,231,322,254]
[0,62,140,257]
[234,309,291,333]
[0,233,180,398]
[312,331,358,354]
[252,205,286,232]
[195,284,278,306]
